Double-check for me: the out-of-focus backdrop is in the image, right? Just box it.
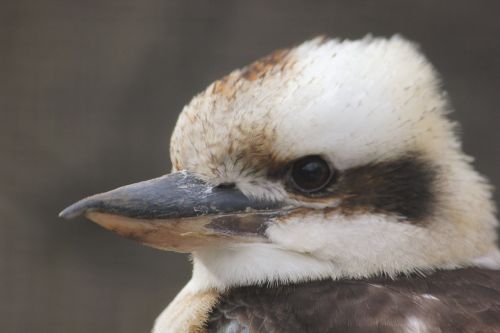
[2,1,499,332]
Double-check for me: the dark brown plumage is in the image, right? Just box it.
[206,268,500,333]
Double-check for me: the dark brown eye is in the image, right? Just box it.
[288,156,334,193]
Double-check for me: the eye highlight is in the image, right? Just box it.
[288,156,335,193]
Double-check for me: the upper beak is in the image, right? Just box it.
[59,171,286,252]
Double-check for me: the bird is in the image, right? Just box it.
[60,35,500,333]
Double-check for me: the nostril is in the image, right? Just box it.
[216,182,236,190]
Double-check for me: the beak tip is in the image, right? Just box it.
[58,206,79,220]
[59,199,92,220]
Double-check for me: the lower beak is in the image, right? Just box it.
[59,171,285,252]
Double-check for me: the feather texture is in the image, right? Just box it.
[206,268,500,333]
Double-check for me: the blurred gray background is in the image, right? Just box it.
[1,1,499,332]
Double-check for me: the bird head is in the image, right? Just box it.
[60,36,499,289]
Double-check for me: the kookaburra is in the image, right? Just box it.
[60,36,500,332]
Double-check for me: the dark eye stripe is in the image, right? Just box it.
[268,153,437,222]
[328,155,438,221]
[269,154,437,222]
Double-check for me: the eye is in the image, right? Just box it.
[288,155,335,193]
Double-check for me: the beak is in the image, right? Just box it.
[59,171,286,252]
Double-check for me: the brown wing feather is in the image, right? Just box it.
[205,268,500,333]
